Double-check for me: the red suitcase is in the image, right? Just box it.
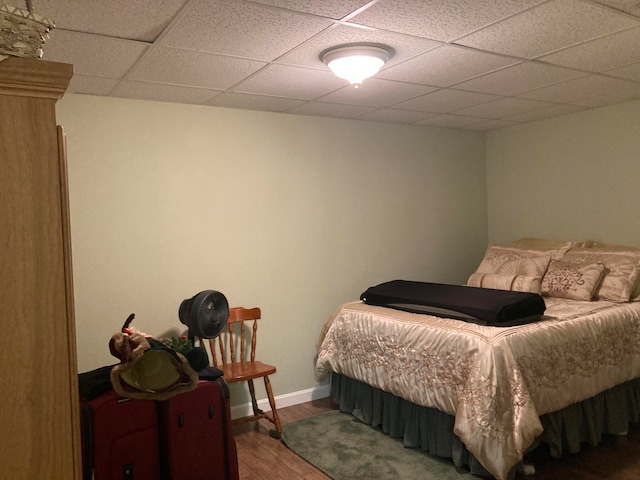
[81,390,160,480]
[158,379,239,480]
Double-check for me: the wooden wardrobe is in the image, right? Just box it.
[0,57,81,479]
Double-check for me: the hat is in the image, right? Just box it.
[109,314,208,401]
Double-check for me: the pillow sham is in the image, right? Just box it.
[561,247,640,302]
[584,241,638,249]
[541,261,606,301]
[511,237,574,257]
[472,246,552,278]
[468,273,542,294]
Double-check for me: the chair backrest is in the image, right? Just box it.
[200,307,261,368]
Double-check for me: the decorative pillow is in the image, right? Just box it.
[468,273,542,294]
[511,237,574,257]
[561,247,640,302]
[541,261,606,301]
[583,243,640,300]
[472,246,552,278]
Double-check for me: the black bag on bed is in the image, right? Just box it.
[360,280,546,326]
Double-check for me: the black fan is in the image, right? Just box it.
[179,290,229,339]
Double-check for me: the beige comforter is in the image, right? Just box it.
[315,298,640,480]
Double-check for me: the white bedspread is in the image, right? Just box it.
[315,298,640,480]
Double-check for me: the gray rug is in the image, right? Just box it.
[281,410,475,479]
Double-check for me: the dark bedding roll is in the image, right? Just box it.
[360,279,546,326]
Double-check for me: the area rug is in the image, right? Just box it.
[281,410,475,479]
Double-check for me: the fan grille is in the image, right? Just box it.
[179,290,229,339]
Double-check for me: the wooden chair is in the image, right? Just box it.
[199,307,282,438]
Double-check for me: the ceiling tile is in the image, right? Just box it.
[456,0,639,58]
[44,30,149,78]
[66,75,121,96]
[604,61,640,81]
[356,109,438,124]
[204,92,307,112]
[37,0,188,42]
[592,0,640,17]
[288,101,375,118]
[317,78,436,107]
[349,0,545,42]
[455,98,552,118]
[250,0,371,19]
[159,0,333,60]
[468,119,520,130]
[504,103,586,123]
[454,61,586,95]
[392,88,502,113]
[378,45,518,87]
[571,85,640,107]
[416,113,487,128]
[111,81,219,105]
[232,64,346,99]
[454,97,556,118]
[538,26,640,71]
[127,47,267,90]
[518,74,640,102]
[276,23,442,70]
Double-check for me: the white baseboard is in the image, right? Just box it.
[230,384,331,420]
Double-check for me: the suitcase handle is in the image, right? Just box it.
[176,405,215,428]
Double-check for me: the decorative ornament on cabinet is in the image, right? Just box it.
[0,0,54,59]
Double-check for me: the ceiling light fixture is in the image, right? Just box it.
[320,43,394,88]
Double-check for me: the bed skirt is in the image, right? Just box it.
[330,372,640,479]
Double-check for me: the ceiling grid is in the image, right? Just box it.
[36,0,640,130]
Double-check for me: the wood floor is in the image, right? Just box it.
[232,397,640,480]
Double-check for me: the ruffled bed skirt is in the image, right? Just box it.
[330,373,640,479]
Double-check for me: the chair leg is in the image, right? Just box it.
[263,375,282,439]
[247,379,262,417]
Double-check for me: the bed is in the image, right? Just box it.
[315,238,640,480]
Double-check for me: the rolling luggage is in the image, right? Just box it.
[80,390,160,480]
[80,365,239,480]
[158,378,239,480]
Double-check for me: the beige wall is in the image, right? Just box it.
[57,94,487,404]
[486,99,640,247]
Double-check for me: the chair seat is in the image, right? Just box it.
[221,361,276,383]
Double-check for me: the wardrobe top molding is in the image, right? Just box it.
[0,57,72,99]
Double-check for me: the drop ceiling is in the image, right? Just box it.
[35,0,640,130]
